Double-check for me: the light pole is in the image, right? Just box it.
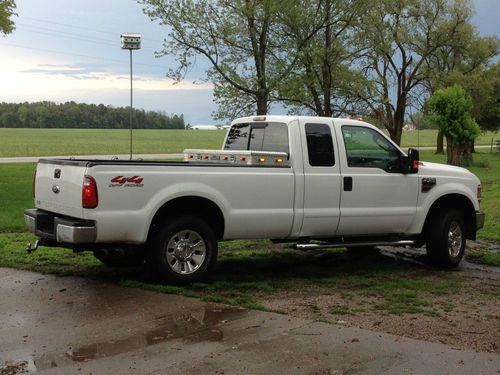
[120,33,141,160]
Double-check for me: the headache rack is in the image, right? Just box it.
[183,149,289,167]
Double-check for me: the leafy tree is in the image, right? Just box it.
[424,25,499,152]
[141,0,327,120]
[0,0,16,36]
[427,85,479,165]
[276,0,367,117]
[355,0,475,145]
[141,0,279,118]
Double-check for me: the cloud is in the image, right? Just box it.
[0,58,213,97]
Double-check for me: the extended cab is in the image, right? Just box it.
[24,116,485,283]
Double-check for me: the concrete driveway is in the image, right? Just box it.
[0,267,498,375]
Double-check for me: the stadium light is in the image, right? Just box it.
[121,33,141,160]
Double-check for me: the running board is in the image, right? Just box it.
[294,240,415,251]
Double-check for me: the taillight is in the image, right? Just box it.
[32,169,37,198]
[82,175,98,209]
[477,184,481,206]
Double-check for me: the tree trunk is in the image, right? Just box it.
[256,95,267,115]
[446,138,469,166]
[436,130,444,154]
[388,124,403,146]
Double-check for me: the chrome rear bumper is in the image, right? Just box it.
[24,209,96,244]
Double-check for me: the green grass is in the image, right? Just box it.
[0,128,497,157]
[419,150,500,241]
[0,128,227,157]
[0,163,36,232]
[467,251,500,267]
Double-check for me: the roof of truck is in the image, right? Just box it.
[231,115,370,127]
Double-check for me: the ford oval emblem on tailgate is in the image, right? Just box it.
[52,185,60,194]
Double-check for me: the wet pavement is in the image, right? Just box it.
[0,267,498,374]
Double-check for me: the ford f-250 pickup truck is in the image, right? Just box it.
[24,115,485,283]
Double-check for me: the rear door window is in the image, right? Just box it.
[305,123,335,167]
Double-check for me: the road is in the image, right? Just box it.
[0,145,494,164]
[0,267,498,374]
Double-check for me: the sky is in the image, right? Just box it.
[0,0,498,125]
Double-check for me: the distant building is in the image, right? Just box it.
[403,123,416,131]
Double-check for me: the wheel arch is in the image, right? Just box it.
[147,196,225,242]
[422,193,476,240]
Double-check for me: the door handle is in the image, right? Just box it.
[343,177,352,191]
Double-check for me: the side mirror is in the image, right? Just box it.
[407,148,419,174]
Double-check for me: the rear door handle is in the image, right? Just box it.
[343,177,352,191]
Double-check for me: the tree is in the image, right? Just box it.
[141,0,282,119]
[355,0,475,146]
[274,0,367,117]
[0,0,16,36]
[424,25,499,152]
[427,85,479,165]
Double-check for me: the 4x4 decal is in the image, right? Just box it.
[109,176,144,187]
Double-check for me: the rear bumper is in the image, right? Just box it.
[24,209,96,244]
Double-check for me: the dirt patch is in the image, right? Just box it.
[260,247,500,354]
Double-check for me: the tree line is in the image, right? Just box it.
[141,0,499,148]
[0,102,185,129]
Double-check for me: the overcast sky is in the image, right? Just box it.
[0,0,498,125]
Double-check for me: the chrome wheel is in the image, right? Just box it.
[164,230,206,275]
[447,221,463,258]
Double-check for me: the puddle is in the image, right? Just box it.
[30,306,245,371]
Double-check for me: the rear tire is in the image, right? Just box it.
[426,209,465,269]
[150,215,218,285]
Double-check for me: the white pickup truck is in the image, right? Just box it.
[25,115,485,283]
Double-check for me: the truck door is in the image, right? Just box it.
[334,123,418,235]
[298,119,341,237]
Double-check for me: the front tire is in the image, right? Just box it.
[151,215,218,284]
[426,209,466,269]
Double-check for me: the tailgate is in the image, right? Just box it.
[35,160,87,218]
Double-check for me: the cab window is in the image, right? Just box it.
[224,122,289,153]
[342,126,401,172]
[305,123,335,167]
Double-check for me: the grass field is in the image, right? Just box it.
[0,128,497,157]
[0,128,226,157]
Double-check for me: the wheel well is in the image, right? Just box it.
[148,196,225,241]
[423,194,476,240]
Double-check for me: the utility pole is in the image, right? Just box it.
[120,33,141,160]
